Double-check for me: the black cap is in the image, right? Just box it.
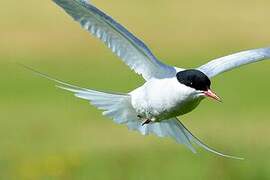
[176,69,211,91]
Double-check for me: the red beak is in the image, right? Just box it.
[204,89,221,102]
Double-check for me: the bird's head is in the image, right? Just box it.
[176,69,221,102]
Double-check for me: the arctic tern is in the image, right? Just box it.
[32,0,270,159]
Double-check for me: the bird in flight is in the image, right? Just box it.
[36,0,270,159]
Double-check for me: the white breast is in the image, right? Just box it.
[129,77,202,121]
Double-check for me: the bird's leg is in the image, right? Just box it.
[137,115,151,126]
[142,118,151,126]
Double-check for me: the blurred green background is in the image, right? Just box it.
[1,0,270,179]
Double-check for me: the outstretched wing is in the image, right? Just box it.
[53,0,176,80]
[197,47,270,78]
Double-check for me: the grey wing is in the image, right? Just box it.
[53,0,176,80]
[197,47,270,78]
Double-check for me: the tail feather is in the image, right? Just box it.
[58,85,133,125]
[174,118,244,160]
[19,64,134,125]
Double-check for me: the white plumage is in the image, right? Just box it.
[34,0,270,159]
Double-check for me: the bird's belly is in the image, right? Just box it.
[131,87,203,121]
[151,97,203,120]
[168,98,203,117]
